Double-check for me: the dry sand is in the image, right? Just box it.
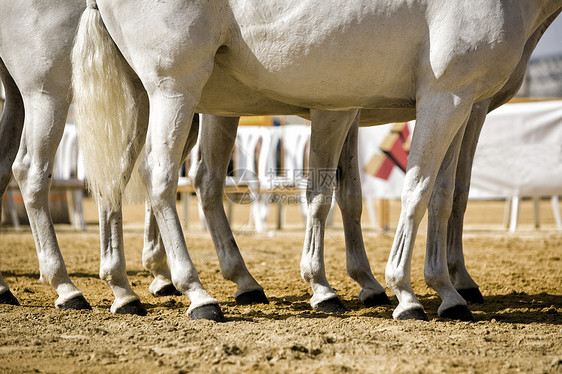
[1,197,561,373]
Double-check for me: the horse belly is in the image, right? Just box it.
[219,0,425,110]
[197,65,309,116]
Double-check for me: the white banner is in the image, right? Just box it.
[470,100,562,199]
[357,100,562,200]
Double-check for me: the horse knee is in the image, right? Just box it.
[139,167,176,211]
[401,183,432,224]
[12,160,50,208]
[11,153,27,183]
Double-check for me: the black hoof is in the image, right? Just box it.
[58,295,92,310]
[362,292,392,307]
[235,289,269,305]
[457,288,485,304]
[0,290,20,306]
[440,304,476,322]
[154,284,182,297]
[396,308,429,321]
[190,304,226,322]
[315,297,347,314]
[115,299,147,316]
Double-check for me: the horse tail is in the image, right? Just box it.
[71,0,144,209]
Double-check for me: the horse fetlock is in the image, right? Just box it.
[346,260,376,284]
[385,269,407,292]
[99,266,127,286]
[142,249,168,274]
[219,259,248,283]
[37,262,69,288]
[450,269,480,292]
[300,265,318,285]
[185,289,220,315]
[424,270,450,292]
[170,273,200,294]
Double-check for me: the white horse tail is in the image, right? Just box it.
[71,0,143,209]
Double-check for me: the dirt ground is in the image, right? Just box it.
[1,197,561,373]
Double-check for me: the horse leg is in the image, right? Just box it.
[143,203,180,297]
[301,109,359,313]
[143,115,199,297]
[73,1,224,320]
[335,114,389,307]
[191,114,268,305]
[386,91,474,321]
[99,197,151,316]
[139,76,224,322]
[446,101,489,304]
[0,60,24,306]
[96,79,149,315]
[11,89,90,310]
[425,116,475,321]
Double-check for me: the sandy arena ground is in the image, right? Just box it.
[1,197,561,373]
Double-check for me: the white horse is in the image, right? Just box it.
[0,0,382,316]
[1,0,557,320]
[0,0,91,310]
[130,9,557,311]
[71,0,562,322]
[0,0,380,316]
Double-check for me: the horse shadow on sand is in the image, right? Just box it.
[209,292,562,324]
[4,269,560,325]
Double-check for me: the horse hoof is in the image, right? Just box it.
[315,297,347,314]
[114,299,147,316]
[57,295,92,310]
[440,304,476,322]
[362,292,392,307]
[190,304,226,322]
[154,284,182,297]
[0,290,20,306]
[457,288,484,304]
[235,290,269,305]
[396,308,429,321]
